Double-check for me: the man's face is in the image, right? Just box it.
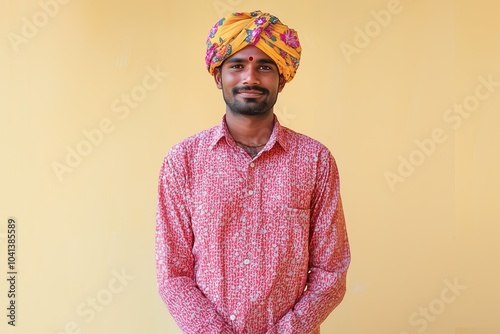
[214,46,286,117]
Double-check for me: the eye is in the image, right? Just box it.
[229,64,244,69]
[259,65,275,71]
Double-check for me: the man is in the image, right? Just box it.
[156,10,350,334]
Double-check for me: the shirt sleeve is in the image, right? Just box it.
[267,148,351,334]
[155,148,233,334]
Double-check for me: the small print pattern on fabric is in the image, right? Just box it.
[156,116,350,334]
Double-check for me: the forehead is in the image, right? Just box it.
[225,46,275,63]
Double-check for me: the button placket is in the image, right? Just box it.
[246,161,256,197]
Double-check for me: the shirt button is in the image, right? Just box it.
[248,190,254,195]
[230,314,236,321]
[250,162,255,168]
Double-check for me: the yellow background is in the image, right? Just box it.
[1,0,499,333]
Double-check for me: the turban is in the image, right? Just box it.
[205,10,302,83]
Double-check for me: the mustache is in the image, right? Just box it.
[232,86,269,95]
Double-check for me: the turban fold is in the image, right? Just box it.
[205,10,301,83]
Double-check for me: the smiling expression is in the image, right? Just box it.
[214,46,286,117]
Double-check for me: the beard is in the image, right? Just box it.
[223,85,277,116]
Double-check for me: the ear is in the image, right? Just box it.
[278,75,286,93]
[214,67,223,89]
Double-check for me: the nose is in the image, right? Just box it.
[242,65,260,86]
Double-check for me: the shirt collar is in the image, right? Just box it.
[209,114,289,152]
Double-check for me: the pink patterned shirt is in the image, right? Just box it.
[156,116,350,334]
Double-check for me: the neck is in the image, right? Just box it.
[225,110,275,146]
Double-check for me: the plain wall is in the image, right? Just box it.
[1,0,499,333]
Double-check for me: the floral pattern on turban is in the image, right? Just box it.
[205,10,302,83]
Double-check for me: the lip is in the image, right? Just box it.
[238,90,264,97]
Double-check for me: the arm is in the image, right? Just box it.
[155,150,233,334]
[268,149,351,334]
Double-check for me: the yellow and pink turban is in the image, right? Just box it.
[205,10,302,83]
